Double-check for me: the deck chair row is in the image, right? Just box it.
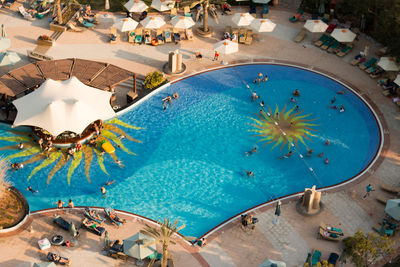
[127,28,194,45]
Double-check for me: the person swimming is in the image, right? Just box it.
[245,147,258,156]
[325,140,330,146]
[105,180,116,186]
[306,148,313,157]
[337,90,345,95]
[324,158,329,164]
[318,152,324,158]
[260,101,265,107]
[290,97,297,103]
[280,151,293,159]
[26,186,38,193]
[293,89,300,96]
[263,74,268,82]
[339,105,345,112]
[173,92,179,99]
[251,92,258,101]
[244,170,255,178]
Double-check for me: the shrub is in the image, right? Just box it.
[144,71,166,90]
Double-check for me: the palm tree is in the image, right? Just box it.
[142,218,190,267]
[188,0,222,34]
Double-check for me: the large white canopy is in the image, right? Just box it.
[113,18,139,32]
[377,57,399,71]
[232,13,254,27]
[124,0,148,13]
[304,19,328,33]
[171,16,195,29]
[140,16,166,29]
[250,19,276,32]
[331,28,356,43]
[12,77,115,136]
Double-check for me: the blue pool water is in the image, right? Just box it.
[0,64,381,237]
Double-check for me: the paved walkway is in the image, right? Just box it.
[1,3,400,267]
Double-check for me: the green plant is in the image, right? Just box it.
[144,71,166,90]
[344,230,395,267]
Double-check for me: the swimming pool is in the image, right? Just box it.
[0,64,382,237]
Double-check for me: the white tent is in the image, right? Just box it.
[124,0,148,13]
[331,28,356,43]
[113,18,139,32]
[250,19,276,32]
[151,0,175,12]
[304,19,328,33]
[140,16,166,29]
[12,77,115,136]
[377,57,399,72]
[171,16,195,29]
[232,13,254,27]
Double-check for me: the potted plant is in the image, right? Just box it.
[37,35,54,46]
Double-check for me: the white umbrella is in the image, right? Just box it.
[214,40,238,55]
[12,77,115,136]
[394,74,400,86]
[113,18,139,32]
[232,13,254,27]
[260,258,287,267]
[304,19,328,33]
[331,28,356,43]
[171,16,195,29]
[0,51,20,66]
[377,57,399,72]
[123,233,156,265]
[385,199,400,220]
[250,19,276,32]
[151,0,175,12]
[140,16,165,29]
[124,0,148,13]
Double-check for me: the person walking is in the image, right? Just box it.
[363,184,374,199]
[213,50,219,61]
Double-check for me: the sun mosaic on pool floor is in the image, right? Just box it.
[0,118,143,185]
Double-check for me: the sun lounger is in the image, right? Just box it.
[245,29,253,45]
[110,27,118,44]
[186,29,194,41]
[170,7,177,20]
[239,28,246,44]
[319,227,341,241]
[365,65,377,74]
[350,57,365,66]
[336,44,353,57]
[128,30,135,43]
[314,34,329,47]
[84,207,105,224]
[18,5,33,20]
[53,216,80,237]
[320,36,334,50]
[311,249,321,266]
[82,218,106,236]
[208,4,218,24]
[232,28,239,43]
[294,28,307,43]
[381,182,400,194]
[359,57,377,70]
[289,9,303,22]
[156,29,164,44]
[135,28,143,44]
[47,252,70,266]
[373,222,395,236]
[327,40,340,53]
[320,222,343,236]
[326,23,337,33]
[173,28,180,43]
[104,207,125,227]
[328,252,339,265]
[164,29,172,43]
[107,240,128,260]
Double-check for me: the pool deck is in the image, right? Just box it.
[1,2,400,266]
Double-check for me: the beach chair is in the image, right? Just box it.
[186,28,194,41]
[173,28,180,43]
[84,207,105,224]
[47,252,71,266]
[184,6,191,17]
[239,28,246,44]
[156,29,164,44]
[311,249,321,266]
[294,28,307,43]
[170,7,177,20]
[314,34,329,47]
[320,222,343,236]
[18,5,33,20]
[232,28,239,43]
[359,57,377,70]
[365,64,377,74]
[319,227,341,241]
[328,252,340,266]
[289,9,303,22]
[109,27,118,44]
[245,29,253,45]
[135,28,143,44]
[327,40,340,53]
[373,222,395,236]
[336,44,353,57]
[320,36,335,50]
[128,30,135,43]
[104,207,126,227]
[164,29,172,43]
[381,182,400,194]
[81,218,106,236]
[375,195,398,204]
[208,4,218,24]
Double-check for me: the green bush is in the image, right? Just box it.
[144,71,166,90]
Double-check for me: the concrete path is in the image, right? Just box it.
[200,240,236,267]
